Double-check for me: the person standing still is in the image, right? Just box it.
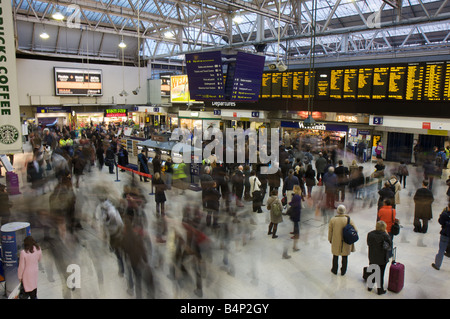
[18,236,42,299]
[413,180,434,233]
[328,205,357,276]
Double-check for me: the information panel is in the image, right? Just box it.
[185,51,224,100]
[260,73,272,98]
[330,69,344,99]
[54,68,102,96]
[303,71,315,99]
[282,72,293,98]
[231,52,266,101]
[372,67,389,99]
[357,68,373,99]
[423,62,445,101]
[315,69,330,99]
[292,71,304,99]
[271,72,282,98]
[406,63,424,101]
[388,66,406,99]
[443,62,450,101]
[343,68,357,99]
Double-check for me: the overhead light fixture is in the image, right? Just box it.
[132,87,140,95]
[52,10,64,21]
[164,31,174,39]
[118,40,127,48]
[40,31,50,39]
[233,14,244,24]
[119,90,128,97]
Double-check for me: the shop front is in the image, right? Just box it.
[281,120,348,154]
[35,106,71,131]
[219,109,269,131]
[133,106,169,130]
[369,115,450,164]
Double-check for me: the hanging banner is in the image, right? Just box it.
[0,0,22,153]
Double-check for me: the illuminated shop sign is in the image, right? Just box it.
[104,109,127,117]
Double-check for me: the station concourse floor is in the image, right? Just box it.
[2,144,450,301]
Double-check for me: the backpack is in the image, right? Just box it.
[388,180,397,194]
[271,200,282,217]
[343,217,359,245]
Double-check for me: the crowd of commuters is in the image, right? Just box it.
[1,123,450,299]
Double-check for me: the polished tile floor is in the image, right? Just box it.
[2,145,449,299]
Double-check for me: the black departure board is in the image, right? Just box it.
[259,61,449,103]
[304,71,315,99]
[271,72,282,98]
[282,72,293,98]
[444,63,450,101]
[388,66,406,100]
[372,67,389,99]
[343,68,357,99]
[260,73,271,98]
[292,71,304,99]
[423,62,444,101]
[357,68,373,99]
[316,69,330,99]
[330,69,344,99]
[406,64,424,101]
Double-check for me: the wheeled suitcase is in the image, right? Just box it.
[388,247,404,293]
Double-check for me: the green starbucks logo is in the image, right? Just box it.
[0,125,19,145]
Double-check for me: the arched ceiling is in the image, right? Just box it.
[13,0,450,66]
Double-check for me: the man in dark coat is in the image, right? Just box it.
[377,182,395,211]
[335,160,349,202]
[413,180,434,233]
[323,166,338,209]
[231,165,245,207]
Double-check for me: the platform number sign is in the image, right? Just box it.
[373,117,383,125]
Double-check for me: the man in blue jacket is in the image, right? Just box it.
[323,166,338,209]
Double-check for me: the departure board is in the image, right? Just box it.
[230,52,266,101]
[444,63,450,101]
[271,72,282,98]
[260,73,271,98]
[423,62,445,101]
[330,69,344,99]
[405,64,424,101]
[388,66,406,100]
[282,72,293,98]
[343,68,357,99]
[357,68,373,99]
[316,70,330,99]
[185,51,224,100]
[292,71,304,99]
[303,71,315,99]
[372,67,389,99]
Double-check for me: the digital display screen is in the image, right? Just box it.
[406,64,424,101]
[343,68,357,99]
[330,69,344,99]
[271,72,282,98]
[303,71,315,99]
[185,51,224,100]
[230,52,266,101]
[423,62,444,101]
[54,67,102,96]
[282,72,293,98]
[357,68,373,99]
[443,62,450,101]
[315,69,330,99]
[260,73,272,98]
[292,71,304,99]
[372,67,389,99]
[388,66,407,100]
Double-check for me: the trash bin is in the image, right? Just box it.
[1,222,31,296]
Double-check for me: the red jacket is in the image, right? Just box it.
[377,205,396,233]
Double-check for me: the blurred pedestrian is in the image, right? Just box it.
[0,183,11,225]
[413,180,434,233]
[432,202,450,271]
[18,236,42,299]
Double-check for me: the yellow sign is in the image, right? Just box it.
[427,129,448,136]
[372,135,381,147]
[170,75,196,103]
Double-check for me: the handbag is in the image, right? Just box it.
[391,208,400,236]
